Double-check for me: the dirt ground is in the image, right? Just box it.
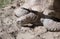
[0,0,60,39]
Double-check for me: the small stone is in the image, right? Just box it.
[34,26,47,35]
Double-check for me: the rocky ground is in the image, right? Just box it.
[0,0,60,39]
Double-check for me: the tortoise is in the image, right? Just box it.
[14,0,60,31]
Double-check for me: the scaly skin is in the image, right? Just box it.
[41,18,60,31]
